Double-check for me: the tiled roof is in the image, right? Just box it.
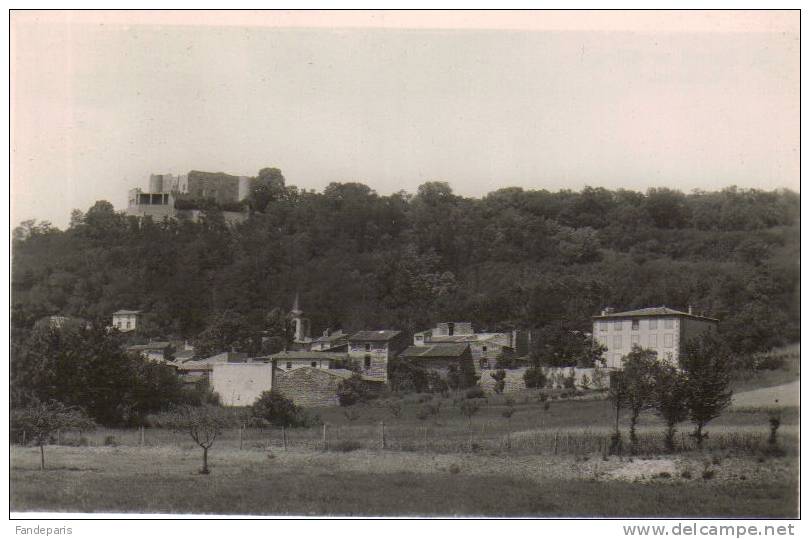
[269,351,348,361]
[113,310,141,315]
[312,331,348,343]
[400,343,470,358]
[427,334,478,343]
[349,330,402,342]
[127,341,171,351]
[593,306,719,322]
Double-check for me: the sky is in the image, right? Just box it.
[11,10,800,229]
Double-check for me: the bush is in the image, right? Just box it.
[251,390,313,428]
[337,373,374,406]
[490,369,506,394]
[103,435,117,447]
[465,386,486,399]
[331,440,364,453]
[523,367,546,389]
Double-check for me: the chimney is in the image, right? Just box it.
[323,327,331,337]
[688,305,693,315]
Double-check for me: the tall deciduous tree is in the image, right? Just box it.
[652,362,690,452]
[621,346,658,454]
[680,332,733,448]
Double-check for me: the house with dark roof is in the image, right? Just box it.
[309,329,349,352]
[592,306,719,368]
[399,343,477,388]
[348,330,409,383]
[412,322,519,372]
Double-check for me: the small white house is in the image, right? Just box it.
[112,310,141,332]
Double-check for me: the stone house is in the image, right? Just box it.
[399,343,477,387]
[592,306,719,369]
[347,330,409,383]
[413,322,517,373]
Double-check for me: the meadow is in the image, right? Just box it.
[10,380,799,517]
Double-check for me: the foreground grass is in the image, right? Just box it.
[11,446,798,517]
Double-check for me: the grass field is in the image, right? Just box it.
[11,380,799,517]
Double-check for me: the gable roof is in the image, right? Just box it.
[593,306,719,322]
[268,351,348,361]
[349,330,402,342]
[400,343,470,358]
[312,330,348,344]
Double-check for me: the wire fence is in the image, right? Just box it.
[12,421,797,457]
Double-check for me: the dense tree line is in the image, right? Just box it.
[12,172,799,366]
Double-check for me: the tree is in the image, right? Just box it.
[337,373,372,406]
[249,167,286,213]
[680,332,733,448]
[490,369,506,394]
[11,400,95,470]
[651,362,689,452]
[621,346,658,454]
[608,370,627,455]
[523,366,546,389]
[158,405,234,474]
[251,390,309,427]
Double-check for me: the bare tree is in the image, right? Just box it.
[159,405,234,474]
[11,400,95,471]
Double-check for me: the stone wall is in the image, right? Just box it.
[273,367,351,407]
[479,366,609,394]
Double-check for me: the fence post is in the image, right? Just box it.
[554,432,559,455]
[423,426,428,453]
[239,424,244,450]
[56,429,61,445]
[140,425,145,447]
[380,421,386,450]
[322,423,327,450]
[282,426,287,451]
[21,430,26,445]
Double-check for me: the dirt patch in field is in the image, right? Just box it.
[606,458,678,481]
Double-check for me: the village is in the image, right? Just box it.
[110,297,721,409]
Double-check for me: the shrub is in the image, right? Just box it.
[465,386,486,399]
[523,367,546,389]
[337,373,374,406]
[490,369,506,394]
[252,390,313,428]
[680,469,693,479]
[103,435,117,447]
[448,463,461,474]
[702,469,715,480]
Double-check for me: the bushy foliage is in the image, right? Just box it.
[490,369,506,394]
[10,321,188,426]
[523,367,546,389]
[251,390,313,428]
[337,373,375,407]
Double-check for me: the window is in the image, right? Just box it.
[631,320,639,331]
[481,346,488,357]
[614,320,623,330]
[613,335,622,349]
[664,319,674,330]
[286,362,292,369]
[364,355,371,369]
[649,319,658,330]
[126,320,131,329]
[649,334,657,347]
[600,321,607,332]
[479,358,489,370]
[664,334,674,348]
[613,353,622,366]
[448,322,455,336]
[364,343,371,352]
[631,334,639,345]
[311,361,317,368]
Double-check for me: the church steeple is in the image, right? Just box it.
[290,292,310,344]
[291,291,302,317]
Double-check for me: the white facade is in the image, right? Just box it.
[112,311,140,332]
[593,317,680,369]
[211,363,274,407]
